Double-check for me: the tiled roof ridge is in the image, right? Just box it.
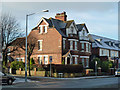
[90,34,119,41]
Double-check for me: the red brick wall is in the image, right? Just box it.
[10,20,62,64]
[92,48,99,56]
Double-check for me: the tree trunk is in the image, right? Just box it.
[2,51,7,66]
[28,56,31,76]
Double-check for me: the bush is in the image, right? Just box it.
[10,61,25,70]
[37,67,45,71]
[90,58,113,72]
[101,61,113,72]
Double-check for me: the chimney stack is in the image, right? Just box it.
[55,11,67,21]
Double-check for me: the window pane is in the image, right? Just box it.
[45,26,47,33]
[81,43,84,51]
[86,43,88,52]
[43,26,45,32]
[63,39,65,49]
[75,41,77,50]
[44,56,48,64]
[86,59,89,67]
[38,57,42,64]
[39,26,42,33]
[38,41,42,50]
[82,58,84,67]
[75,57,77,64]
[70,41,73,50]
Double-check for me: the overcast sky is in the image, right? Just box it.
[1,2,118,40]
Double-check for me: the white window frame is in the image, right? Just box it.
[39,26,43,34]
[38,55,42,64]
[75,57,78,64]
[39,25,48,34]
[38,40,43,51]
[81,43,84,51]
[86,43,89,52]
[70,41,73,50]
[75,41,77,50]
[45,26,47,33]
[44,55,48,64]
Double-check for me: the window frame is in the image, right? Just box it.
[70,41,73,50]
[38,40,43,51]
[81,43,84,51]
[75,41,77,50]
[44,55,48,64]
[38,56,42,64]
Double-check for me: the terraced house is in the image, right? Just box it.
[9,12,92,68]
[90,34,120,68]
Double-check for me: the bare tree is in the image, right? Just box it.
[16,36,37,76]
[0,14,23,66]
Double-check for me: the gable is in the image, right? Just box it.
[37,17,49,26]
[66,21,78,35]
[39,20,48,25]
[79,27,89,37]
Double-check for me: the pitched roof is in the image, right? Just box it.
[76,23,89,33]
[10,37,25,46]
[32,17,67,37]
[90,34,120,51]
[65,20,74,28]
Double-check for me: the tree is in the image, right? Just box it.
[16,36,37,76]
[101,61,113,72]
[0,14,23,66]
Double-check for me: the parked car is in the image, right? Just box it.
[115,69,120,77]
[0,71,16,85]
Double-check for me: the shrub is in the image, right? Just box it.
[10,61,25,70]
[101,61,113,72]
[10,61,19,70]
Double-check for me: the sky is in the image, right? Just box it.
[1,2,119,40]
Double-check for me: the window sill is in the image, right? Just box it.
[38,49,42,51]
[39,32,47,34]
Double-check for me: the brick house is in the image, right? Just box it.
[9,12,92,68]
[89,34,120,68]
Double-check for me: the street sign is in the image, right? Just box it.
[49,56,52,62]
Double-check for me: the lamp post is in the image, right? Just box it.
[25,10,49,82]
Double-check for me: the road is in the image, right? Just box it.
[1,77,120,88]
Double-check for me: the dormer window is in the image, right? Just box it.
[111,42,114,46]
[109,42,111,46]
[119,44,120,48]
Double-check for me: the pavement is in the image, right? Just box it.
[2,76,119,88]
[10,74,115,81]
